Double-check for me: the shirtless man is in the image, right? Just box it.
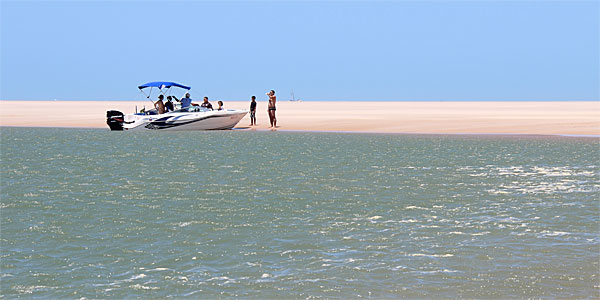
[266,90,276,128]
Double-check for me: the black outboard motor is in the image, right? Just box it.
[106,110,124,131]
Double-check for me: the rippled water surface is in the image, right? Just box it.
[1,127,599,298]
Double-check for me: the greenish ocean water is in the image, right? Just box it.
[1,127,598,299]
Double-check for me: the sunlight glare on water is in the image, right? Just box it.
[1,128,598,298]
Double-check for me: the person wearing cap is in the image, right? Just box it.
[173,93,193,109]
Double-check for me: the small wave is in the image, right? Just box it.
[398,219,419,223]
[420,225,440,228]
[280,249,302,255]
[130,274,146,280]
[303,278,325,282]
[0,203,14,208]
[405,205,426,210]
[408,253,454,258]
[469,173,488,177]
[540,230,570,237]
[148,267,169,271]
[411,269,461,274]
[471,231,490,236]
[12,285,56,294]
[208,276,231,281]
[130,284,159,290]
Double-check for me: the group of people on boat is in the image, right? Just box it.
[152,89,277,128]
[153,93,223,114]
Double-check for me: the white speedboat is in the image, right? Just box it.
[106,81,247,131]
[108,106,247,131]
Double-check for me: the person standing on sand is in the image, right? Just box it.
[249,96,257,126]
[266,90,276,128]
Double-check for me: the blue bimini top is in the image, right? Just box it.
[138,82,191,90]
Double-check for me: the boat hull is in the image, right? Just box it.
[109,109,248,131]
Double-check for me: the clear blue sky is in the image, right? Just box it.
[1,1,598,101]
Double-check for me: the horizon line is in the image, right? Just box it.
[1,99,599,102]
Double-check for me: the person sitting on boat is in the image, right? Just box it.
[201,97,213,110]
[172,93,193,109]
[165,96,175,112]
[217,101,224,111]
[154,95,166,114]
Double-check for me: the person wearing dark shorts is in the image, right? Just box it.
[266,90,276,128]
[249,96,257,126]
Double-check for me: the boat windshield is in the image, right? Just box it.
[173,106,212,113]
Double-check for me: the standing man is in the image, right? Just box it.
[249,95,257,126]
[266,90,276,128]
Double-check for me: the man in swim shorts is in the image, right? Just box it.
[266,90,276,128]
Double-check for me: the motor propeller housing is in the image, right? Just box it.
[106,110,124,131]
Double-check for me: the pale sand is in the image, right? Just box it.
[1,101,599,135]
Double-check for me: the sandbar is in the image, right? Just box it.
[1,100,598,136]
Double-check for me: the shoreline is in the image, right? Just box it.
[2,125,598,139]
[3,99,599,102]
[1,100,599,136]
